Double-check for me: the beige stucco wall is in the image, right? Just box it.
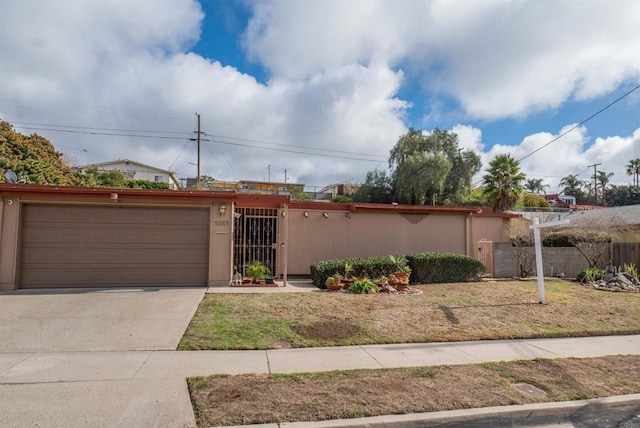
[0,195,21,290]
[287,209,473,274]
[208,201,233,286]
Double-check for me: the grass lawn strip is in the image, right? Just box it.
[188,355,640,426]
[179,280,640,350]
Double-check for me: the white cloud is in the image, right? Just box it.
[451,124,484,153]
[244,0,640,120]
[1,0,638,193]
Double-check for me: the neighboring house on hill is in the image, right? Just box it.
[75,159,180,189]
[320,183,359,198]
[186,178,303,195]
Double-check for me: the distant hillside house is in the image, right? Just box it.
[186,178,303,195]
[75,159,180,189]
[319,183,360,198]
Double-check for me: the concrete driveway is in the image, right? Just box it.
[0,287,206,427]
[0,287,206,352]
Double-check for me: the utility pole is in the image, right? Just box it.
[268,164,271,182]
[588,163,601,205]
[196,113,201,188]
[284,169,288,183]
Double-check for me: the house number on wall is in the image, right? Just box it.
[213,220,229,227]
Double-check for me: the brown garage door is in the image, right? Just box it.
[20,204,209,288]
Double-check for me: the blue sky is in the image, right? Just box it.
[1,0,639,192]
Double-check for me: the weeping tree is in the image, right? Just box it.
[560,215,627,268]
[393,152,451,204]
[389,128,480,205]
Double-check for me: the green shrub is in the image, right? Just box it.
[622,263,639,281]
[543,232,574,247]
[310,252,485,287]
[349,278,378,294]
[406,253,485,284]
[246,261,269,282]
[576,267,605,283]
[310,257,397,288]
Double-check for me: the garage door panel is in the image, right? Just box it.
[22,246,208,265]
[20,205,211,288]
[22,223,208,245]
[21,266,209,287]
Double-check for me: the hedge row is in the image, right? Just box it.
[309,253,486,288]
[406,252,485,284]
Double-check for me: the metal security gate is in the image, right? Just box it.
[233,208,278,277]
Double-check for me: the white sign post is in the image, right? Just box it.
[529,217,570,304]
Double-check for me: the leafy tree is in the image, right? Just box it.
[482,154,525,212]
[352,169,393,203]
[73,167,170,189]
[625,158,640,187]
[524,178,549,194]
[458,187,488,206]
[331,195,352,203]
[389,128,480,205]
[289,187,311,201]
[441,147,482,205]
[559,174,585,202]
[522,193,550,208]
[0,120,77,185]
[602,185,640,206]
[393,151,451,204]
[126,180,170,190]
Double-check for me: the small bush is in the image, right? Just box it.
[349,278,378,294]
[622,263,639,282]
[309,257,397,288]
[576,267,605,283]
[406,253,485,284]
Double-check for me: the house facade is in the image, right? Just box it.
[75,159,181,189]
[0,184,514,290]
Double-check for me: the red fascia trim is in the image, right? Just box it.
[235,193,290,208]
[0,184,238,201]
[288,201,351,211]
[350,203,478,214]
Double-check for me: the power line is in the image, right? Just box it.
[11,124,387,162]
[205,137,386,162]
[14,126,188,140]
[518,84,640,162]
[9,121,191,135]
[205,133,387,159]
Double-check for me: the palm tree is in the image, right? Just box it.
[559,174,584,199]
[482,154,526,212]
[594,170,614,205]
[524,178,549,194]
[626,158,640,186]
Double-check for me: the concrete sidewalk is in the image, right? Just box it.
[1,335,639,427]
[2,335,639,383]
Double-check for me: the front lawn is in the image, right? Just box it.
[188,355,640,426]
[179,280,640,350]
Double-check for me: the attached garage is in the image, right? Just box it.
[19,204,210,288]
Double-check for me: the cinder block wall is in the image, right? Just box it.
[493,242,597,278]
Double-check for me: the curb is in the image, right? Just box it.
[269,394,640,427]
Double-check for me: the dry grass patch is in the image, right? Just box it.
[188,355,640,426]
[179,280,640,350]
